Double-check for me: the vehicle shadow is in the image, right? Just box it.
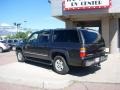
[69,66,101,77]
[1,50,10,53]
[25,60,101,77]
[25,60,52,70]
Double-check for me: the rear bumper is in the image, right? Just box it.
[83,55,108,67]
[68,51,107,67]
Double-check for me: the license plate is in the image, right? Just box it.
[95,58,100,63]
[85,58,100,66]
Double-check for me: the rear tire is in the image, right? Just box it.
[53,56,69,75]
[16,50,25,62]
[0,47,3,53]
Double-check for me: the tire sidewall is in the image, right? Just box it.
[53,56,69,75]
[17,51,25,62]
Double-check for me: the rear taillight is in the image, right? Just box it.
[80,48,87,58]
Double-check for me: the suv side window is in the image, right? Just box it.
[38,31,50,43]
[53,30,79,43]
[8,40,13,43]
[14,40,18,43]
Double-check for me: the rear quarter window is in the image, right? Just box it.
[81,30,99,44]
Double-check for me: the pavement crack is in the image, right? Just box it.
[81,82,88,90]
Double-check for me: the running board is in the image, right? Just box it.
[25,57,52,65]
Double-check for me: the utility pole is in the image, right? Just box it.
[13,22,21,38]
[23,21,27,31]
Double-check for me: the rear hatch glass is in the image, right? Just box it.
[80,30,100,44]
[80,30,105,54]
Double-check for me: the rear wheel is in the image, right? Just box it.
[16,50,25,62]
[53,56,69,75]
[0,47,3,53]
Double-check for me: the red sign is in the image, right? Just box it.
[64,0,112,10]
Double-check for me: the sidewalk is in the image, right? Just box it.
[0,82,42,90]
[1,81,120,90]
[66,82,120,90]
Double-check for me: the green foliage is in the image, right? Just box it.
[5,31,32,40]
[5,35,14,39]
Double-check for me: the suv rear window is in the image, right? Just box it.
[81,30,99,44]
[53,30,79,43]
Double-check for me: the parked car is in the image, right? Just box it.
[4,39,23,51]
[0,41,11,53]
[16,29,108,74]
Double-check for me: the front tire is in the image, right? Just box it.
[16,50,25,62]
[53,56,69,75]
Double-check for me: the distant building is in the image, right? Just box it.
[50,0,120,53]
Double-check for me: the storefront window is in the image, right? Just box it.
[75,20,101,34]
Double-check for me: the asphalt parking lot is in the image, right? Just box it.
[0,51,120,90]
[0,51,17,65]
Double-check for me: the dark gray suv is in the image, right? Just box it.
[16,29,107,74]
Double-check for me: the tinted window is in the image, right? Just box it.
[8,40,13,43]
[38,31,50,43]
[14,40,18,43]
[53,30,79,43]
[81,30,99,44]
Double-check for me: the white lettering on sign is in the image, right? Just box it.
[64,0,111,10]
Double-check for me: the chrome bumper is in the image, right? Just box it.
[84,55,108,67]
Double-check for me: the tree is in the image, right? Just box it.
[5,31,32,40]
[15,31,31,39]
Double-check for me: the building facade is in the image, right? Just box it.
[50,0,120,53]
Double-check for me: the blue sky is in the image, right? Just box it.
[0,0,65,30]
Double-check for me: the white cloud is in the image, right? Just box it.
[0,23,17,32]
[0,23,11,27]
